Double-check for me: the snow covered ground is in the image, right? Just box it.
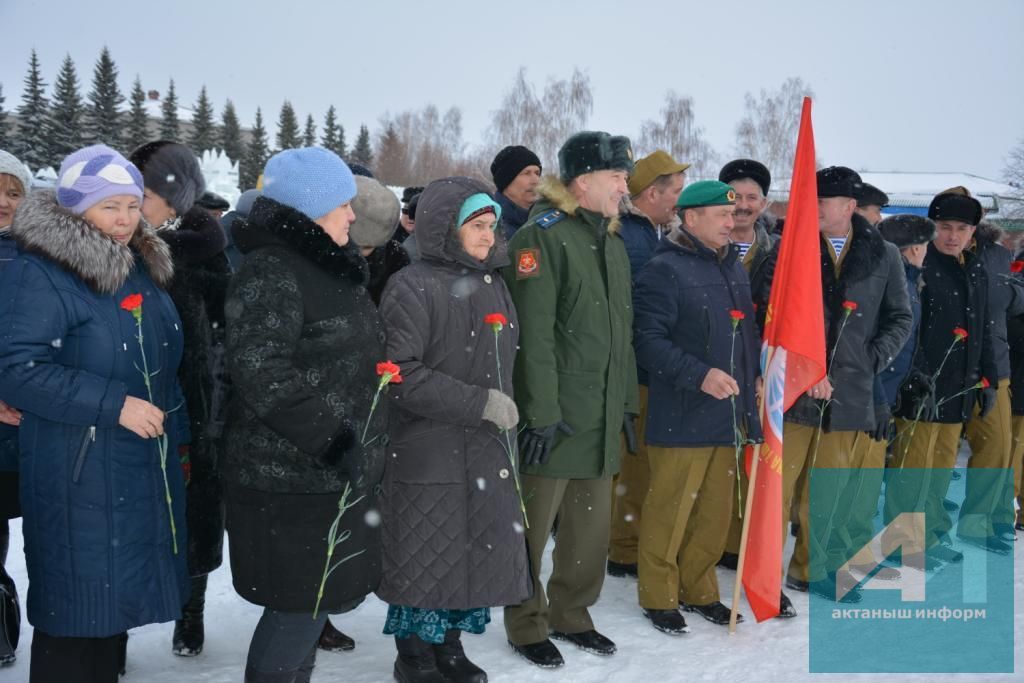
[2,485,1021,681]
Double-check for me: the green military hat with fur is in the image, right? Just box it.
[558,131,634,182]
[675,180,737,209]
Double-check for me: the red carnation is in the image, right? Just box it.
[376,361,403,384]
[484,313,508,326]
[842,300,857,311]
[953,327,968,341]
[979,377,991,389]
[729,310,745,321]
[1011,261,1024,274]
[120,293,143,312]
[484,312,508,332]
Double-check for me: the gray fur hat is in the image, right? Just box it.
[350,176,399,249]
[128,141,205,215]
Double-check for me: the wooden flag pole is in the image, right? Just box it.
[729,353,771,635]
[728,442,762,634]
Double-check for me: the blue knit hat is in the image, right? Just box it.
[57,144,144,215]
[457,193,502,229]
[262,147,357,220]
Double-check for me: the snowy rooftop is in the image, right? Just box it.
[769,171,1021,201]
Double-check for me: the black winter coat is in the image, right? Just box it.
[158,207,231,576]
[377,177,531,610]
[896,242,997,423]
[633,228,762,447]
[759,215,912,432]
[365,239,411,306]
[971,223,1024,380]
[222,196,385,611]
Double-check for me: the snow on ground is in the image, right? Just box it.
[2,464,1021,681]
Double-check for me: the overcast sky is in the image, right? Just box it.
[2,0,1022,179]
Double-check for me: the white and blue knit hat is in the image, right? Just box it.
[262,146,357,220]
[56,144,144,215]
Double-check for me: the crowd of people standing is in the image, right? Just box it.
[0,126,1020,683]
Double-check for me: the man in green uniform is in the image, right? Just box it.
[503,131,638,669]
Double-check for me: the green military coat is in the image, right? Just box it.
[504,176,639,479]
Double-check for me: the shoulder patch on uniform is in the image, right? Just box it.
[516,248,541,279]
[534,209,565,230]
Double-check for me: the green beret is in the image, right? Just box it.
[675,180,737,209]
[558,131,634,182]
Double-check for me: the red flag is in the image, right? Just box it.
[741,97,826,622]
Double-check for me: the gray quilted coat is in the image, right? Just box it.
[377,177,532,610]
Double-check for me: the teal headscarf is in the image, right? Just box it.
[457,193,502,229]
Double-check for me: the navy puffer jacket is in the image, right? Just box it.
[0,191,189,637]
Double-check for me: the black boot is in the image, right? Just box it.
[172,575,207,656]
[432,629,486,683]
[318,618,355,651]
[394,634,445,683]
[117,632,128,676]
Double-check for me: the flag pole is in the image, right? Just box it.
[729,347,772,634]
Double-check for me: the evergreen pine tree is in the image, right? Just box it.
[321,105,347,158]
[303,114,317,147]
[241,107,269,190]
[219,99,243,162]
[160,79,180,142]
[188,85,216,153]
[14,49,51,170]
[352,124,373,166]
[125,76,150,153]
[85,46,124,149]
[0,84,9,150]
[275,101,300,150]
[49,54,86,164]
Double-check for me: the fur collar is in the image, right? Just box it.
[236,195,368,285]
[11,189,173,294]
[665,226,737,264]
[820,213,886,285]
[974,220,1002,248]
[621,196,681,231]
[819,212,887,325]
[537,175,622,234]
[157,206,228,265]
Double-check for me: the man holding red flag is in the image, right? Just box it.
[756,165,911,604]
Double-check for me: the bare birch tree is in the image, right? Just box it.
[734,77,814,179]
[634,91,718,179]
[487,67,593,174]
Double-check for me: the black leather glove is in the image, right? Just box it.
[520,421,574,466]
[623,412,638,455]
[978,386,997,418]
[869,403,891,442]
[900,369,937,420]
[902,369,935,402]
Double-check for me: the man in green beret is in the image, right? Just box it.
[503,131,639,668]
[632,181,760,633]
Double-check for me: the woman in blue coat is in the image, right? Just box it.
[0,144,189,683]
